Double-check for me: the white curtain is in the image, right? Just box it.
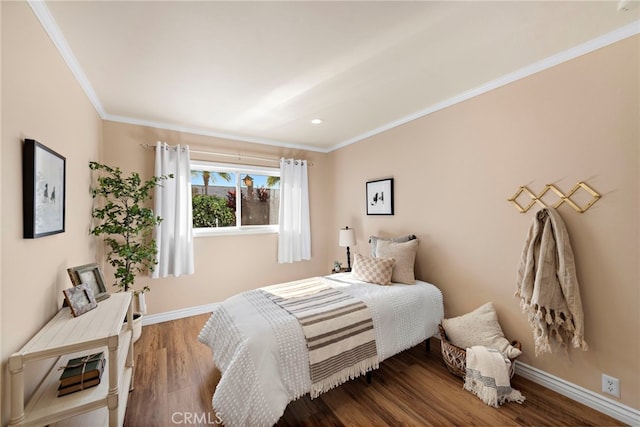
[153,141,194,278]
[278,158,311,263]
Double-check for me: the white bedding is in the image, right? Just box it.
[198,273,444,427]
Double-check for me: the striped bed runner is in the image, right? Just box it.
[262,277,379,398]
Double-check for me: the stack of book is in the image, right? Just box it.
[58,352,105,397]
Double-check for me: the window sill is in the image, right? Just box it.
[193,226,278,237]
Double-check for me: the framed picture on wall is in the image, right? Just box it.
[366,178,394,215]
[23,139,66,238]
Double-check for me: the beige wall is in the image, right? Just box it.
[1,0,638,420]
[101,121,333,314]
[0,0,4,414]
[1,2,102,424]
[329,36,640,409]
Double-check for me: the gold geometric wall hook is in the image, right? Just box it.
[508,181,601,213]
[507,186,544,213]
[567,181,601,213]
[545,184,581,211]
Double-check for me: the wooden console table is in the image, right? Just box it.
[9,292,134,426]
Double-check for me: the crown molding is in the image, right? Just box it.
[29,0,638,154]
[27,0,328,153]
[103,114,330,153]
[329,19,640,152]
[28,0,106,117]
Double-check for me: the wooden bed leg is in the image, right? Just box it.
[366,371,372,384]
[425,338,431,353]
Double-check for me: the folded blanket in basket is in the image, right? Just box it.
[263,278,379,397]
[464,346,525,408]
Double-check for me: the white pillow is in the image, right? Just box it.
[375,239,418,284]
[352,253,395,286]
[441,302,522,358]
[369,234,416,257]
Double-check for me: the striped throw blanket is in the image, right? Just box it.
[464,346,525,408]
[263,278,379,398]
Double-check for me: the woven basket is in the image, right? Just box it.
[438,324,521,379]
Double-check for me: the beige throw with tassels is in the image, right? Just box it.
[515,207,588,356]
[464,346,525,407]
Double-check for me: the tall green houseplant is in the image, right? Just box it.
[89,161,172,294]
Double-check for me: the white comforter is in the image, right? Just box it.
[198,273,444,427]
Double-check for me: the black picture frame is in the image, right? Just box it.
[67,263,110,302]
[23,139,66,238]
[366,178,394,215]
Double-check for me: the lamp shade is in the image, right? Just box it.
[339,227,356,247]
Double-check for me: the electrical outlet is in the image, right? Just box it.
[602,374,620,398]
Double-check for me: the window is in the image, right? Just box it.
[190,161,280,235]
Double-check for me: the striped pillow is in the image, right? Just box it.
[352,253,395,285]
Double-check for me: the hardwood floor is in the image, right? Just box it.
[124,314,624,426]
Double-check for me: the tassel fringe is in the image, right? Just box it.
[310,357,378,398]
[464,376,526,408]
[517,298,588,356]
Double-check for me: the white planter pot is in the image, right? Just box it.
[136,292,147,314]
[131,312,143,343]
[123,312,143,343]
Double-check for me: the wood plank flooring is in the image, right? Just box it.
[123,314,625,426]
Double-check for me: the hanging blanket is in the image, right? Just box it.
[464,346,525,407]
[515,207,588,356]
[263,278,379,397]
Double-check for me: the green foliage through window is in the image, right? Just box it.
[192,194,235,227]
[191,162,280,230]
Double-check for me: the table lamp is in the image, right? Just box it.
[339,226,356,271]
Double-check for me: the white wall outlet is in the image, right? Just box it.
[602,374,620,398]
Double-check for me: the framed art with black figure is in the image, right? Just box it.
[366,178,394,215]
[23,139,66,238]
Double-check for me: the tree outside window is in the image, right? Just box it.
[191,163,279,231]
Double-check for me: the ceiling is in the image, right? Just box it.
[35,1,639,152]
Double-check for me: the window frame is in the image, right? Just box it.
[190,160,280,237]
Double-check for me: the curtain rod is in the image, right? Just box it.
[139,143,313,166]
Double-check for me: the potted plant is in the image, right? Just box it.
[89,161,172,342]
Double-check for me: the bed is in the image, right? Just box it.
[198,272,444,427]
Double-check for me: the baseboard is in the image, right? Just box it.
[141,303,219,326]
[515,362,640,426]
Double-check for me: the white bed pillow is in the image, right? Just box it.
[441,302,522,358]
[369,234,416,257]
[375,239,419,285]
[352,253,395,286]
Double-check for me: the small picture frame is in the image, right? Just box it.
[23,139,66,238]
[366,178,394,215]
[67,263,110,302]
[63,284,98,317]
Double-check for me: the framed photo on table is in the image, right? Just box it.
[23,139,66,238]
[366,178,394,215]
[63,284,98,317]
[67,263,110,302]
